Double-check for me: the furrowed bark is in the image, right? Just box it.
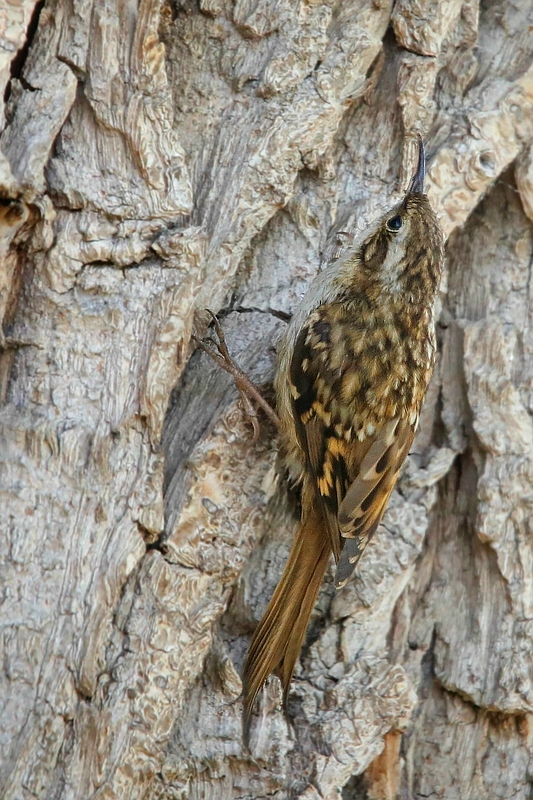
[1,1,533,798]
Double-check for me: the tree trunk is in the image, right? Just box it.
[1,1,533,798]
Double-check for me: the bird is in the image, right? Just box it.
[241,137,444,745]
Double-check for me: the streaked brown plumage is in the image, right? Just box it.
[242,138,444,744]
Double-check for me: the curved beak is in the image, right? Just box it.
[409,135,425,194]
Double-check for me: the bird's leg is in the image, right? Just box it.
[192,311,280,441]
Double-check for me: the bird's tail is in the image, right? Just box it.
[242,508,330,745]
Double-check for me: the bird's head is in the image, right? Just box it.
[356,138,444,303]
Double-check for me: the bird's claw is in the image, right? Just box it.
[193,311,280,439]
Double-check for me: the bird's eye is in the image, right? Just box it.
[386,215,403,232]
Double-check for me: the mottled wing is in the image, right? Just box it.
[289,316,350,561]
[335,418,415,588]
[290,311,417,582]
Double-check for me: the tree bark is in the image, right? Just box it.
[1,1,533,798]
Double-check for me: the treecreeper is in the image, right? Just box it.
[200,138,444,746]
[240,138,444,744]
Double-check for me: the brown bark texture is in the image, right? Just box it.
[1,1,533,798]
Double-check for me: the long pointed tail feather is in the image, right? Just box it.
[242,510,330,746]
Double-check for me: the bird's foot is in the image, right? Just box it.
[193,311,280,441]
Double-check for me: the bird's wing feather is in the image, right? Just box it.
[289,318,353,561]
[335,418,415,587]
[289,312,416,578]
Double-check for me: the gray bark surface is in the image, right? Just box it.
[1,1,533,798]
